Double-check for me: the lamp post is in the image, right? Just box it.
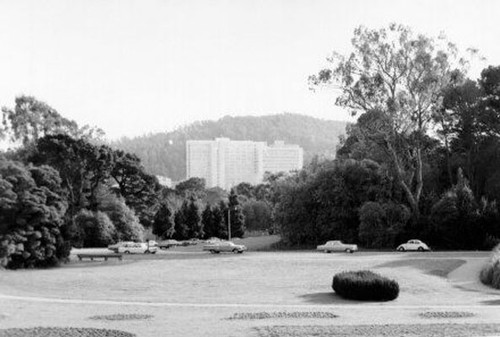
[227,208,231,241]
[227,206,237,241]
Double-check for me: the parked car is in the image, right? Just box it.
[316,240,358,253]
[397,239,431,252]
[158,240,181,249]
[107,241,134,253]
[203,241,247,254]
[147,240,158,247]
[180,239,199,246]
[117,242,158,254]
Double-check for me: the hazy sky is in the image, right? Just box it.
[1,0,499,140]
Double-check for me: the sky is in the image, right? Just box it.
[1,0,499,140]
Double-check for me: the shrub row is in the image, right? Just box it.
[480,244,500,289]
[332,270,399,301]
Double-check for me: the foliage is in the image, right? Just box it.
[30,134,114,215]
[175,177,206,198]
[203,187,227,206]
[30,135,160,228]
[226,190,245,238]
[1,95,103,146]
[201,204,226,239]
[96,188,144,243]
[275,159,394,245]
[172,202,189,240]
[185,198,203,238]
[242,199,273,232]
[152,203,174,239]
[0,159,69,269]
[111,113,347,181]
[73,209,116,248]
[479,244,500,289]
[332,270,399,301]
[311,24,468,219]
[429,169,497,249]
[110,150,161,227]
[359,201,410,248]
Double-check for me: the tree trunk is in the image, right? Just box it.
[387,142,420,219]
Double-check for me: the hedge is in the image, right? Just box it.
[332,270,399,301]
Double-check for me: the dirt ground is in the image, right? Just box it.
[1,249,499,337]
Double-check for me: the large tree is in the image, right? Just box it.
[111,150,161,227]
[310,24,468,218]
[226,190,245,239]
[185,197,203,239]
[30,134,115,216]
[152,203,174,239]
[1,95,103,146]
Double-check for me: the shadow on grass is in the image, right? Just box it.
[481,299,500,305]
[376,259,466,278]
[298,292,354,304]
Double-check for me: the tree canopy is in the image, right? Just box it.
[310,24,470,218]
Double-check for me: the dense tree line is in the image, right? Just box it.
[111,114,347,181]
[152,183,247,241]
[0,99,254,268]
[279,23,500,249]
[0,97,160,268]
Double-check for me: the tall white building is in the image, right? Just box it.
[186,138,303,190]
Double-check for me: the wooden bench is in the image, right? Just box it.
[77,253,123,261]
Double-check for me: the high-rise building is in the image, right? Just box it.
[186,138,303,190]
[264,141,304,174]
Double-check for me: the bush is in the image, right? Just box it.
[0,160,69,269]
[74,210,116,247]
[332,270,399,301]
[96,188,144,242]
[358,201,409,248]
[480,244,500,289]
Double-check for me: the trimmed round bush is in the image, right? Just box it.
[480,244,500,289]
[332,270,399,301]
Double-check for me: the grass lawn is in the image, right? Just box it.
[0,251,498,337]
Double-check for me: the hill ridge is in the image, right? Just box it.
[111,113,347,181]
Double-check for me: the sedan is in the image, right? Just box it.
[317,240,358,253]
[117,242,158,254]
[158,239,181,249]
[107,241,134,253]
[397,239,431,252]
[203,241,247,254]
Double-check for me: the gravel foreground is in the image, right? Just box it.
[419,311,476,319]
[0,327,136,337]
[255,323,500,337]
[227,311,338,320]
[88,314,154,321]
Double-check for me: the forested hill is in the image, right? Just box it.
[110,113,348,181]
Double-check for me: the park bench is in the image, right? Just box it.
[77,253,123,261]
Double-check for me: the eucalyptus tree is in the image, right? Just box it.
[310,24,470,218]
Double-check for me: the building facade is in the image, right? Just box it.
[186,138,303,190]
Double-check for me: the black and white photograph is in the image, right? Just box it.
[1,0,500,336]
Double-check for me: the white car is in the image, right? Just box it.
[203,241,247,254]
[317,240,358,253]
[107,241,134,253]
[147,240,158,247]
[117,242,158,254]
[397,239,431,252]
